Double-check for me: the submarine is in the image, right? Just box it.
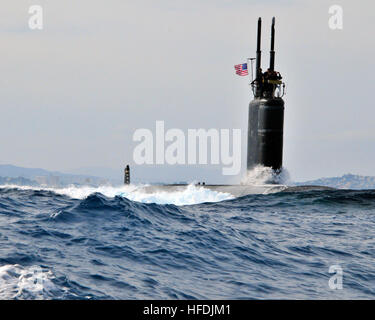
[247,17,285,172]
[123,17,331,197]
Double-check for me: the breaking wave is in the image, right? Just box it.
[241,165,291,185]
[0,264,59,299]
[0,184,233,206]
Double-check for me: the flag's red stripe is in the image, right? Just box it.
[234,63,248,76]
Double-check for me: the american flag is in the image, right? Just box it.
[234,63,249,76]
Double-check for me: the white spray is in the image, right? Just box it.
[241,165,290,185]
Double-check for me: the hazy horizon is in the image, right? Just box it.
[1,0,374,183]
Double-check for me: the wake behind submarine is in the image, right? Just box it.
[124,17,332,197]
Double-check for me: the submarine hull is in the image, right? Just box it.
[247,97,284,171]
[137,184,335,198]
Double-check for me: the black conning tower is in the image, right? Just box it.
[247,17,285,172]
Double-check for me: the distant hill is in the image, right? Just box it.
[0,164,113,187]
[0,164,54,178]
[295,174,375,190]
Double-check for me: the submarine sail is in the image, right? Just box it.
[247,17,285,172]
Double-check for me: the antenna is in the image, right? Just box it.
[255,17,262,85]
[270,17,275,71]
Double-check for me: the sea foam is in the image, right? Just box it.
[0,184,233,206]
[0,264,58,299]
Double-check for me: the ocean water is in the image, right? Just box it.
[0,184,374,299]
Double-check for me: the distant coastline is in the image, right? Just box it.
[0,164,118,187]
[0,164,374,189]
[293,174,375,190]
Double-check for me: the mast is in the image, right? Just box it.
[255,17,262,97]
[269,17,275,71]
